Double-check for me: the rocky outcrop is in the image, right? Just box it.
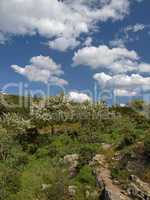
[64,154,79,178]
[91,154,130,200]
[127,175,150,200]
[68,185,77,197]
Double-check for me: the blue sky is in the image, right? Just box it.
[0,0,150,104]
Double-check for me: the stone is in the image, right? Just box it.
[41,184,51,191]
[64,154,79,177]
[102,143,112,151]
[68,185,77,197]
[127,175,150,200]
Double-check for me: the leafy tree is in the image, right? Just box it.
[31,95,70,135]
[0,113,31,136]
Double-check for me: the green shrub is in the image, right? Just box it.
[35,147,49,158]
[144,135,150,158]
[117,133,136,150]
[48,144,59,158]
[15,153,29,167]
[76,165,95,185]
[27,144,38,154]
[0,167,21,200]
[0,130,13,161]
[78,145,97,169]
[6,148,29,168]
[44,179,65,200]
[111,167,120,179]
[111,167,130,182]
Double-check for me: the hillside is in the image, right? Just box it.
[0,94,150,200]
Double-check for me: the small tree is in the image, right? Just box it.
[31,95,70,135]
[0,113,31,136]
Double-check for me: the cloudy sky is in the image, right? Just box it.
[0,0,150,103]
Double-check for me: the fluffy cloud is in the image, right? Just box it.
[83,37,93,47]
[114,89,138,97]
[68,91,91,103]
[0,0,130,50]
[139,63,150,73]
[94,73,150,89]
[73,45,150,74]
[11,55,68,85]
[0,33,7,44]
[48,37,80,52]
[73,45,139,74]
[94,72,150,96]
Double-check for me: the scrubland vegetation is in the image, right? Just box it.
[0,94,150,200]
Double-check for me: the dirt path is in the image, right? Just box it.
[92,154,131,200]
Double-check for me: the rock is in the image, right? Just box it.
[68,185,77,197]
[100,186,130,200]
[113,180,120,185]
[102,143,112,151]
[85,190,90,198]
[91,190,99,199]
[90,154,106,167]
[64,154,79,177]
[127,175,150,200]
[112,152,123,161]
[41,184,51,191]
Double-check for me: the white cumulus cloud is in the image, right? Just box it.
[11,55,68,85]
[83,37,93,47]
[48,37,80,52]
[73,45,139,74]
[68,91,91,103]
[94,72,150,96]
[73,45,150,74]
[0,0,130,50]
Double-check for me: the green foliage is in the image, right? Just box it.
[1,113,31,136]
[144,134,150,158]
[0,129,13,161]
[78,145,97,168]
[117,133,136,150]
[44,179,66,200]
[76,165,96,185]
[0,94,150,199]
[0,166,21,200]
[111,167,130,182]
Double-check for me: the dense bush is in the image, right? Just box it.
[0,95,150,199]
[117,133,136,150]
[77,145,97,172]
[44,179,66,200]
[76,165,96,185]
[0,130,13,161]
[0,167,21,200]
[144,135,150,158]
